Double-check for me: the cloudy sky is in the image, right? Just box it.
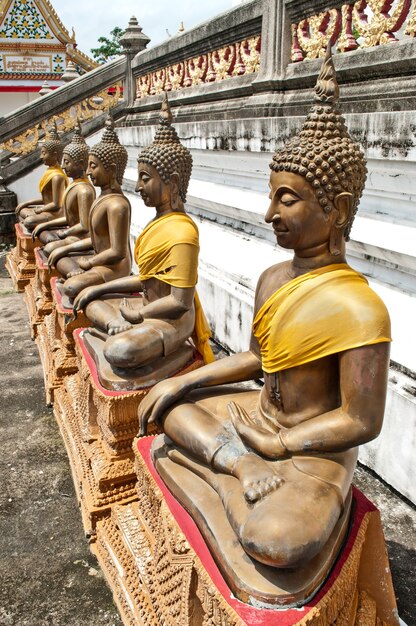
[51,0,233,58]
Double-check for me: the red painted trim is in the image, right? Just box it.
[0,85,59,92]
[136,437,376,625]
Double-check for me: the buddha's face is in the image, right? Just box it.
[136,163,171,211]
[266,171,334,253]
[87,155,111,188]
[40,146,58,167]
[62,153,82,179]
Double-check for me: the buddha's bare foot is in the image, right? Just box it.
[233,453,284,503]
[107,316,133,336]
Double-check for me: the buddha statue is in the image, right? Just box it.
[72,93,214,382]
[15,122,68,231]
[47,117,131,308]
[136,50,391,602]
[31,122,95,253]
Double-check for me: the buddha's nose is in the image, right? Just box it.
[265,210,280,225]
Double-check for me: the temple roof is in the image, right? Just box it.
[0,0,97,80]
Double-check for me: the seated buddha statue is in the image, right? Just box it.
[47,117,132,308]
[16,123,68,231]
[136,50,391,596]
[31,122,95,254]
[72,94,214,380]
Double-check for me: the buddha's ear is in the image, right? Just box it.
[169,172,181,210]
[333,192,353,229]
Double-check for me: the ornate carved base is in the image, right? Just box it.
[52,330,204,536]
[24,248,57,339]
[92,436,398,626]
[35,279,91,404]
[5,223,38,292]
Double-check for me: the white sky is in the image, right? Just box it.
[50,0,233,58]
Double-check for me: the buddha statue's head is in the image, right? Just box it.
[40,121,64,166]
[62,121,89,178]
[88,116,128,188]
[136,93,192,210]
[268,47,366,253]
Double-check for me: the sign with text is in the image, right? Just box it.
[3,54,52,73]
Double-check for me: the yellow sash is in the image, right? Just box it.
[39,165,69,194]
[253,263,391,373]
[134,212,215,364]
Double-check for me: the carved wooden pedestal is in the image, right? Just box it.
[35,278,91,404]
[5,223,38,291]
[53,329,204,538]
[93,437,399,626]
[24,248,58,339]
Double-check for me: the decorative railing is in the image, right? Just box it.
[291,0,416,61]
[135,36,261,98]
[0,55,127,171]
[2,83,123,156]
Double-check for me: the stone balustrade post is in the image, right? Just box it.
[120,17,150,108]
[252,0,291,90]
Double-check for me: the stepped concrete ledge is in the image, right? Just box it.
[0,248,414,624]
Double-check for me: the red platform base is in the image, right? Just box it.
[92,436,399,625]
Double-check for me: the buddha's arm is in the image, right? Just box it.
[87,202,129,268]
[35,176,66,214]
[138,349,262,435]
[282,342,390,453]
[48,237,93,267]
[16,197,43,214]
[32,216,67,239]
[73,275,142,313]
[137,286,194,322]
[65,187,95,238]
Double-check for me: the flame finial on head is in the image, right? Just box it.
[315,45,340,104]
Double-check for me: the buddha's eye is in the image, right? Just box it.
[280,193,298,207]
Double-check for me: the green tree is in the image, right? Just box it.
[91,27,125,64]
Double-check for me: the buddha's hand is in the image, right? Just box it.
[73,286,98,313]
[137,378,189,437]
[227,401,287,459]
[120,298,143,324]
[56,230,67,239]
[15,203,24,215]
[77,256,92,271]
[34,206,44,214]
[32,224,43,241]
[48,250,61,268]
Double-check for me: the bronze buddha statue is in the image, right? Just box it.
[72,94,213,384]
[16,122,68,231]
[32,122,95,253]
[47,117,131,308]
[136,50,391,604]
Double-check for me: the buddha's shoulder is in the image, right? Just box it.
[255,261,291,305]
[257,261,291,287]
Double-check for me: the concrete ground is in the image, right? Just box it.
[0,247,415,626]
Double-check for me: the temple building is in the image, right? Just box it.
[0,0,97,115]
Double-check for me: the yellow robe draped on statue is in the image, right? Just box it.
[253,263,391,374]
[134,212,215,364]
[38,165,69,194]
